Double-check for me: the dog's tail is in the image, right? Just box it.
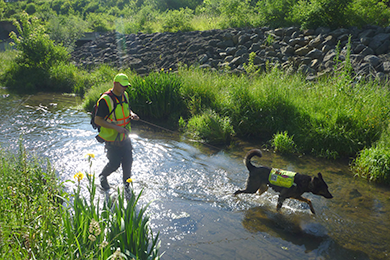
[244,149,262,172]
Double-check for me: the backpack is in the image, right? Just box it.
[90,90,128,132]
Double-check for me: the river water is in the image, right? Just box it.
[1,92,389,260]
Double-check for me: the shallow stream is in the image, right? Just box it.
[1,92,389,260]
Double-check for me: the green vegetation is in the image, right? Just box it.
[1,12,119,95]
[181,109,235,145]
[271,131,297,155]
[0,2,389,182]
[0,145,160,259]
[352,124,390,185]
[2,2,389,259]
[0,0,389,34]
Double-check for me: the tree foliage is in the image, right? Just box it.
[1,0,389,31]
[9,11,69,69]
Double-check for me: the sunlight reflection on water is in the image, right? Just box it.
[1,92,389,260]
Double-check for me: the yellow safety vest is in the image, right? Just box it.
[97,90,131,143]
[269,168,297,188]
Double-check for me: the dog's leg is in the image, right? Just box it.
[257,183,268,196]
[294,196,315,214]
[276,196,286,212]
[234,177,261,195]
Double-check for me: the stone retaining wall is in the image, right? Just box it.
[71,25,390,81]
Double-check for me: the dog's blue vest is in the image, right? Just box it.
[269,168,297,188]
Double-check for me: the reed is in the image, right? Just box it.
[0,142,68,259]
[128,70,186,123]
[0,144,161,259]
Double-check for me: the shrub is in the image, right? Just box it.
[160,7,194,32]
[86,12,115,32]
[271,131,297,154]
[352,144,390,184]
[218,0,255,28]
[5,12,71,92]
[347,0,390,27]
[288,0,353,29]
[184,109,235,145]
[123,4,159,34]
[256,0,296,28]
[10,12,69,70]
[25,2,37,15]
[46,14,89,51]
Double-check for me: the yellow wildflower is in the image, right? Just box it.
[85,153,95,159]
[74,172,84,182]
[126,178,133,184]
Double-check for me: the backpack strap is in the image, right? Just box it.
[103,90,117,120]
[103,90,129,119]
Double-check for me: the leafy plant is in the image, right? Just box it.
[0,142,68,258]
[184,109,235,145]
[352,144,390,184]
[0,144,161,259]
[46,14,89,51]
[9,11,69,70]
[271,131,297,154]
[243,52,258,74]
[160,7,195,32]
[265,33,275,46]
[5,12,71,92]
[217,0,255,28]
[62,166,161,259]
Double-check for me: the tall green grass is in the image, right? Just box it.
[0,143,68,258]
[83,66,390,158]
[0,145,161,259]
[352,124,390,185]
[62,162,161,260]
[81,65,390,184]
[128,71,186,123]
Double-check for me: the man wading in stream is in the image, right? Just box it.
[94,73,139,190]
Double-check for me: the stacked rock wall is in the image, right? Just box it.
[71,25,390,81]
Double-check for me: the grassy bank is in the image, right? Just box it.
[1,10,389,185]
[0,144,161,259]
[81,66,390,184]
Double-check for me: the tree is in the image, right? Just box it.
[10,11,69,69]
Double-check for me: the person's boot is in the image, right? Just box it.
[100,175,110,190]
[124,182,132,200]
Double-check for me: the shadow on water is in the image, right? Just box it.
[241,206,370,259]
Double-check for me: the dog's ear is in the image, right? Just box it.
[317,172,323,180]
